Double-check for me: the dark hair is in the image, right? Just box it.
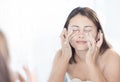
[0,31,12,82]
[0,31,10,62]
[64,7,110,64]
[0,53,12,82]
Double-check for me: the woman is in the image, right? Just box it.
[0,52,12,82]
[0,31,36,82]
[48,7,120,82]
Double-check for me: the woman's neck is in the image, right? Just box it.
[75,49,88,62]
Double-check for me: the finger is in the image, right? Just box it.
[17,72,25,82]
[65,29,78,43]
[96,30,103,48]
[64,28,68,38]
[86,33,95,48]
[87,41,91,49]
[95,46,99,54]
[60,28,66,40]
[23,66,36,82]
[85,33,92,50]
[94,30,103,57]
[62,29,72,44]
[87,33,92,42]
[60,28,67,46]
[85,33,91,46]
[89,33,96,49]
[23,66,31,79]
[96,30,100,41]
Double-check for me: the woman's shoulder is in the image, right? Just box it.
[101,49,120,81]
[102,48,120,61]
[101,48,120,67]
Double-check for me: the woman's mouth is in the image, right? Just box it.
[76,41,87,44]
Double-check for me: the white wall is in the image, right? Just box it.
[0,0,120,82]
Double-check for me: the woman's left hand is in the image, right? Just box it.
[85,30,103,65]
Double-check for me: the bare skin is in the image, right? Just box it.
[48,14,120,82]
[67,48,120,81]
[11,66,36,82]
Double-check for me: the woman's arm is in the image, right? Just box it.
[85,31,107,82]
[48,50,69,82]
[48,28,78,82]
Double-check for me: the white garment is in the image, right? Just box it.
[70,78,91,82]
[66,73,91,82]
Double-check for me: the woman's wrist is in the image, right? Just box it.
[61,54,70,64]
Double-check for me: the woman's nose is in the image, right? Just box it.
[78,30,85,38]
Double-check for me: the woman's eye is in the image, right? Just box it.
[73,29,78,31]
[84,27,92,32]
[84,29,92,32]
[72,28,79,31]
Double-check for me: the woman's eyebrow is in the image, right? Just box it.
[71,25,79,28]
[84,25,93,28]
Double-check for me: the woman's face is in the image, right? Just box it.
[68,14,97,51]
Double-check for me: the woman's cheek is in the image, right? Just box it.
[70,35,78,44]
[87,31,97,39]
[69,39,75,48]
[69,38,77,48]
[91,30,97,38]
[92,33,97,40]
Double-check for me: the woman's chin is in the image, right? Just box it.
[75,46,88,51]
[71,43,88,51]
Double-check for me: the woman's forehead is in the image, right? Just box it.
[69,14,96,27]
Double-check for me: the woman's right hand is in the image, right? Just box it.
[60,28,78,61]
[48,28,78,82]
[17,66,36,82]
